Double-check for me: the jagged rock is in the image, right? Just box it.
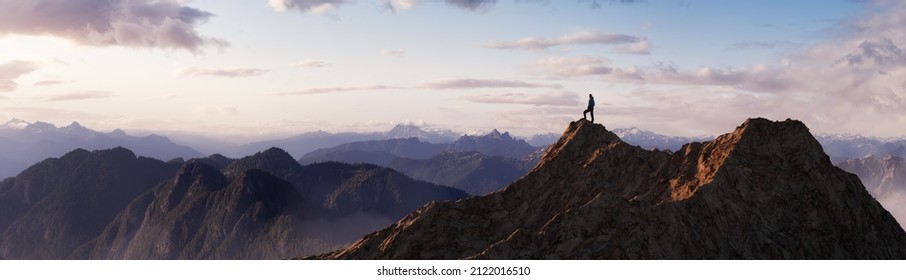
[316,118,906,259]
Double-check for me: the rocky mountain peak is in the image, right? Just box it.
[386,124,425,138]
[225,147,301,176]
[22,121,56,134]
[317,118,906,259]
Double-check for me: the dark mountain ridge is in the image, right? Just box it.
[317,118,906,259]
[0,147,181,259]
[1,146,467,259]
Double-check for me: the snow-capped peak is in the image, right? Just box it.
[1,118,30,130]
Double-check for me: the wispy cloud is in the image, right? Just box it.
[33,80,67,86]
[181,67,268,78]
[580,0,646,9]
[279,78,562,95]
[267,0,348,14]
[461,91,579,106]
[46,90,114,102]
[285,0,640,14]
[484,30,651,54]
[380,49,405,57]
[293,60,329,68]
[0,0,226,52]
[419,78,562,89]
[197,105,240,116]
[728,40,800,50]
[383,0,418,11]
[445,0,498,11]
[0,60,39,92]
[527,56,643,79]
[279,85,404,95]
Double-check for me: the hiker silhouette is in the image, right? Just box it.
[583,94,595,122]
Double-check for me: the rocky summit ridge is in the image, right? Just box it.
[316,118,906,259]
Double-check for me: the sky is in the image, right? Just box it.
[0,0,904,141]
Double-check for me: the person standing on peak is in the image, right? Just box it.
[583,94,595,122]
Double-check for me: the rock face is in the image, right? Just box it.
[318,118,906,259]
[837,155,906,230]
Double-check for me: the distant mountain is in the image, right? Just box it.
[0,119,203,179]
[388,151,527,195]
[449,129,537,159]
[318,118,906,259]
[222,131,383,159]
[299,138,445,165]
[817,134,906,160]
[527,133,559,147]
[222,124,457,159]
[299,131,543,195]
[384,124,459,143]
[613,127,713,151]
[0,146,467,259]
[837,155,906,229]
[0,148,180,259]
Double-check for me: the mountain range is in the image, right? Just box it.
[222,124,462,159]
[0,146,467,259]
[387,151,528,195]
[298,130,543,195]
[317,118,906,259]
[0,119,203,179]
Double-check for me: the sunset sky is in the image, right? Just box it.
[1,0,903,140]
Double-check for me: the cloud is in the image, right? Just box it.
[0,60,39,92]
[278,85,403,95]
[445,0,498,11]
[278,78,562,95]
[294,60,329,68]
[533,0,906,137]
[419,78,562,89]
[461,91,580,106]
[181,67,268,78]
[0,0,226,52]
[837,37,906,67]
[46,90,114,101]
[267,0,348,14]
[198,105,240,116]
[484,30,651,54]
[617,38,651,55]
[728,40,800,50]
[33,80,66,86]
[384,0,418,11]
[380,49,405,57]
[528,56,642,79]
[580,0,646,8]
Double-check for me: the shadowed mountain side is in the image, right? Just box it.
[837,155,906,230]
[316,118,906,259]
[75,162,306,259]
[70,147,467,259]
[388,151,527,195]
[0,147,180,259]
